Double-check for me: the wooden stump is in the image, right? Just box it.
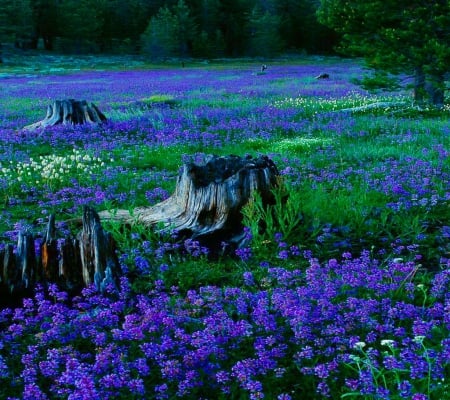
[101,154,279,251]
[0,207,121,307]
[78,207,120,291]
[23,99,107,130]
[315,73,330,79]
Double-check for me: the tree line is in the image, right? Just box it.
[0,0,337,57]
[0,0,448,107]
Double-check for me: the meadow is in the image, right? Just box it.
[0,56,448,399]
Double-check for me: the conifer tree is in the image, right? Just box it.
[141,6,180,58]
[318,0,450,107]
[0,0,33,52]
[247,6,284,57]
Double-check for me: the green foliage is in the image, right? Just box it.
[141,6,180,58]
[0,0,33,42]
[318,0,450,106]
[141,0,196,59]
[247,6,284,57]
[241,181,305,259]
[352,71,400,92]
[0,0,343,58]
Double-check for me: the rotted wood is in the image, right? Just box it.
[100,154,280,251]
[59,237,82,291]
[0,207,120,306]
[23,99,107,131]
[78,207,120,291]
[17,230,38,289]
[41,214,58,282]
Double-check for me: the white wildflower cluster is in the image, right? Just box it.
[275,137,332,152]
[0,149,113,187]
[273,93,407,113]
[273,92,371,111]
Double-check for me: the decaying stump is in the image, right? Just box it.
[23,99,107,130]
[0,207,120,307]
[79,207,120,292]
[101,154,279,251]
[0,154,280,305]
[315,73,330,79]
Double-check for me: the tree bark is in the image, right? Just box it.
[41,214,59,282]
[425,73,445,108]
[78,207,121,291]
[23,99,107,130]
[413,67,426,106]
[414,67,445,108]
[0,207,121,307]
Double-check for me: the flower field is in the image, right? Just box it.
[0,57,449,399]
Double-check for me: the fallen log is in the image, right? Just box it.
[100,154,279,252]
[23,99,107,130]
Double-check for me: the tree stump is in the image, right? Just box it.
[315,73,330,79]
[23,99,107,130]
[78,207,121,291]
[0,207,121,307]
[101,154,279,252]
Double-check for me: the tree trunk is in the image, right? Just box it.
[78,207,121,291]
[23,99,107,130]
[414,67,445,108]
[100,154,279,252]
[425,73,445,108]
[413,67,426,106]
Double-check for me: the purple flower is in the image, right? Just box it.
[243,271,255,286]
[398,380,413,398]
[411,394,428,400]
[236,247,253,261]
[278,250,289,260]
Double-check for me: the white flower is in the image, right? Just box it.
[353,341,366,350]
[381,339,395,347]
[413,336,425,344]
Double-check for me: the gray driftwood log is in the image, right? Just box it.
[100,154,279,250]
[23,99,107,130]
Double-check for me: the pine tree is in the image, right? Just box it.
[318,0,450,107]
[0,0,34,50]
[247,6,284,57]
[30,0,58,50]
[141,6,179,58]
[173,0,197,57]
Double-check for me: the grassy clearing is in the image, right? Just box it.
[0,57,448,399]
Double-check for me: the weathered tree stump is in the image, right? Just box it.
[0,155,280,306]
[23,99,107,130]
[0,207,120,307]
[315,73,330,79]
[101,154,279,251]
[78,207,120,292]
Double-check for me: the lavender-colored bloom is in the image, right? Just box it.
[411,394,428,400]
[243,271,255,286]
[236,247,253,261]
[398,380,413,398]
[278,250,289,260]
